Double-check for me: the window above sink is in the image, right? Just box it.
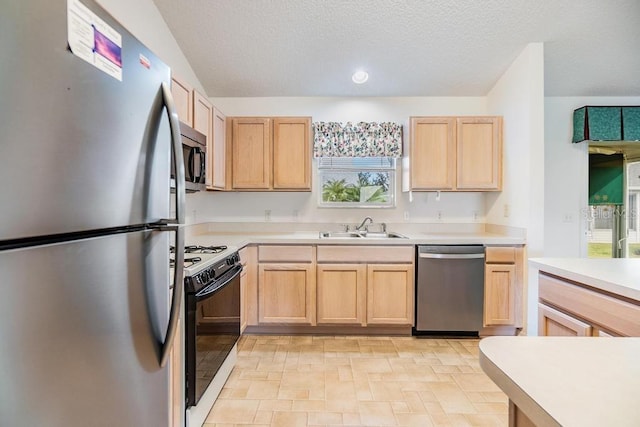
[317,157,396,208]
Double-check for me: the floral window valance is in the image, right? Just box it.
[312,121,402,158]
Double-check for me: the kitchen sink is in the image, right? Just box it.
[319,231,408,239]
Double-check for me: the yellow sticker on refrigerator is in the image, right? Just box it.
[67,0,123,81]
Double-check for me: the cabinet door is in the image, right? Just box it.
[193,91,213,187]
[538,303,592,336]
[240,266,247,333]
[273,117,311,190]
[258,263,316,324]
[170,74,193,125]
[317,264,366,325]
[456,117,502,190]
[169,317,182,427]
[241,246,258,327]
[410,117,456,190]
[366,264,414,325]
[484,264,516,326]
[232,118,272,189]
[209,107,227,190]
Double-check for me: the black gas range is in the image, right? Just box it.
[172,244,242,423]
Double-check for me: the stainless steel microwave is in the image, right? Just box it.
[171,122,206,192]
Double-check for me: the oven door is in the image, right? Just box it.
[185,265,241,407]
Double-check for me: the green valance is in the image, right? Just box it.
[573,106,640,143]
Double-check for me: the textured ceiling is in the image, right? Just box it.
[152,0,640,97]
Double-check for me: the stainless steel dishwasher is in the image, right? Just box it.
[414,245,485,336]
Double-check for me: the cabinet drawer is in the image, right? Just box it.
[258,245,314,262]
[317,246,414,263]
[539,273,640,336]
[485,246,515,264]
[538,303,592,336]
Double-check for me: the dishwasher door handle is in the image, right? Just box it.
[419,253,485,259]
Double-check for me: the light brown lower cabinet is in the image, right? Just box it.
[258,263,316,325]
[538,272,640,337]
[316,245,415,327]
[483,246,525,330]
[366,264,414,325]
[538,303,592,336]
[316,264,366,325]
[169,317,182,427]
[240,261,247,333]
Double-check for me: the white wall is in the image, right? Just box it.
[486,43,545,334]
[97,0,206,93]
[544,96,640,257]
[186,97,489,225]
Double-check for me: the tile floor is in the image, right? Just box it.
[204,335,508,427]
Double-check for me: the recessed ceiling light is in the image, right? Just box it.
[352,70,369,84]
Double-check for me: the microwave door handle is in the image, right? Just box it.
[187,147,196,183]
[198,147,205,183]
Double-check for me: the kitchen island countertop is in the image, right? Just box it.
[480,336,640,427]
[530,257,640,303]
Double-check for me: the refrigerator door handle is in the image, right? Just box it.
[156,224,184,368]
[153,81,185,367]
[162,82,186,224]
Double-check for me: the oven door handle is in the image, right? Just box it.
[195,265,243,301]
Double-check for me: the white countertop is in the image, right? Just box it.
[184,230,525,249]
[529,257,640,302]
[479,336,640,427]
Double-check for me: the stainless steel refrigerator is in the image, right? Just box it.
[0,0,186,425]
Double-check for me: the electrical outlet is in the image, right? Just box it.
[437,211,443,221]
[404,211,410,220]
[264,209,271,222]
[563,213,574,223]
[503,204,510,218]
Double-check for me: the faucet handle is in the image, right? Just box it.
[342,224,350,232]
[381,222,387,232]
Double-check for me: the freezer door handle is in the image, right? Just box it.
[162,82,185,224]
[157,224,184,368]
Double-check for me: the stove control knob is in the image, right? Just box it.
[200,271,209,282]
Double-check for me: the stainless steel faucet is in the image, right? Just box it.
[355,216,374,231]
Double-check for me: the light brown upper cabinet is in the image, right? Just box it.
[170,74,193,125]
[170,75,230,191]
[409,116,502,191]
[273,118,311,190]
[231,118,272,189]
[229,116,311,191]
[193,91,213,188]
[208,107,227,190]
